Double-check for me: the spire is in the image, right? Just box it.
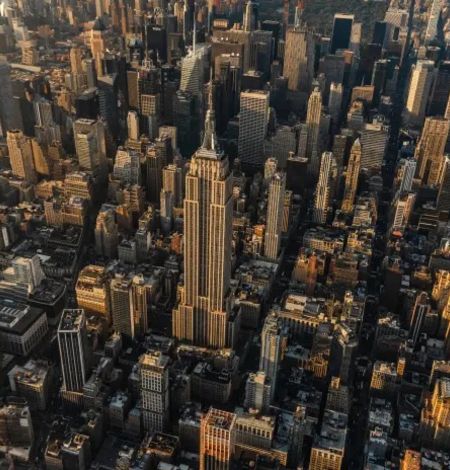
[201,80,218,152]
[243,0,254,32]
[294,0,304,28]
[193,2,197,53]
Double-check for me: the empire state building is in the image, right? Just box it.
[173,86,237,348]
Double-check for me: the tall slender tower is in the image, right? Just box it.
[305,87,323,178]
[415,117,450,186]
[7,130,37,183]
[405,60,435,127]
[58,309,89,405]
[313,151,338,224]
[284,24,315,93]
[140,350,170,433]
[264,172,286,261]
[341,139,362,213]
[243,0,255,32]
[260,312,287,400]
[238,90,270,168]
[173,86,234,348]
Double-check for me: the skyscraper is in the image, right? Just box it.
[330,14,354,53]
[405,60,435,126]
[244,371,272,413]
[264,172,286,261]
[409,291,431,347]
[0,59,17,135]
[359,122,389,170]
[110,276,135,340]
[200,408,236,470]
[173,88,235,349]
[328,82,343,130]
[304,87,323,178]
[113,148,141,185]
[283,24,315,93]
[260,312,287,400]
[437,156,450,214]
[313,151,338,224]
[243,0,256,32]
[12,255,45,294]
[58,309,89,405]
[341,139,362,213]
[425,0,442,43]
[73,118,106,169]
[238,90,270,168]
[7,130,37,183]
[163,164,184,207]
[127,110,140,140]
[415,117,450,186]
[428,61,450,116]
[140,350,170,433]
[396,158,417,194]
[95,205,119,258]
[75,265,110,318]
[146,138,171,203]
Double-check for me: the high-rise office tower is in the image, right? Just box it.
[90,18,106,76]
[410,292,431,347]
[174,90,201,158]
[313,151,338,224]
[264,172,286,261]
[160,189,174,233]
[173,89,235,349]
[73,118,106,168]
[304,87,323,178]
[180,45,207,98]
[7,130,37,183]
[425,0,442,43]
[58,309,89,405]
[328,82,343,130]
[416,117,450,186]
[332,131,352,170]
[428,61,450,116]
[200,408,236,470]
[95,205,119,258]
[405,60,435,127]
[75,265,110,319]
[359,122,389,170]
[437,156,450,214]
[238,90,270,168]
[127,110,140,140]
[163,164,184,207]
[0,59,15,135]
[140,350,170,433]
[110,276,135,339]
[391,191,416,232]
[396,158,417,194]
[69,46,87,92]
[33,98,53,127]
[113,148,141,185]
[420,377,450,451]
[283,24,315,93]
[244,371,272,413]
[70,46,83,74]
[259,312,287,400]
[146,139,169,204]
[341,138,362,213]
[330,14,354,53]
